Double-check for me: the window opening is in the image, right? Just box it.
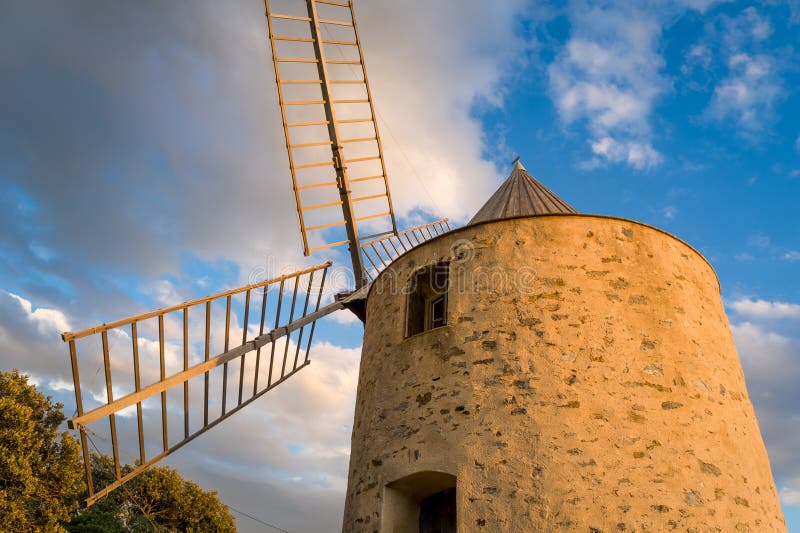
[406,262,449,337]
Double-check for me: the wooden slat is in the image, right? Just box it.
[308,239,350,252]
[315,0,349,7]
[281,79,323,84]
[287,120,330,127]
[203,301,210,426]
[182,309,189,439]
[268,278,285,388]
[302,199,343,211]
[273,35,314,42]
[221,296,231,416]
[337,117,371,124]
[68,339,93,495]
[238,290,251,406]
[350,174,383,183]
[280,276,300,378]
[355,211,391,222]
[285,100,326,106]
[277,57,319,63]
[341,136,377,144]
[344,156,380,164]
[352,193,385,203]
[297,180,337,191]
[306,219,347,232]
[290,140,332,148]
[270,13,311,22]
[101,331,121,480]
[131,322,146,462]
[321,39,357,45]
[158,315,168,451]
[253,284,268,395]
[62,263,331,341]
[294,160,334,169]
[319,18,353,26]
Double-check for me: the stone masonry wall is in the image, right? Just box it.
[342,215,786,532]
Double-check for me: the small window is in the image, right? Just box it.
[406,262,449,337]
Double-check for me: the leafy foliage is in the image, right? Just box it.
[0,369,84,532]
[68,455,237,532]
[0,370,236,532]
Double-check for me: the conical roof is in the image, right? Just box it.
[468,160,576,225]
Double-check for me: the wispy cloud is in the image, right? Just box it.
[748,234,772,248]
[731,298,800,320]
[701,7,785,138]
[548,2,666,169]
[783,251,800,261]
[548,0,735,170]
[782,484,800,505]
[731,320,800,506]
[661,205,678,220]
[707,53,784,137]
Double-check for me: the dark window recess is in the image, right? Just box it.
[419,487,457,533]
[406,262,449,337]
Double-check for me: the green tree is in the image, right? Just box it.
[0,369,85,532]
[0,369,236,532]
[68,455,237,532]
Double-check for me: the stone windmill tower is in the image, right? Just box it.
[342,161,786,531]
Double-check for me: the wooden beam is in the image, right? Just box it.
[61,262,331,342]
[67,291,359,430]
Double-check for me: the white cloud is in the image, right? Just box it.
[731,298,800,320]
[731,321,800,498]
[661,205,677,220]
[780,484,800,505]
[720,7,773,49]
[783,251,800,261]
[5,291,70,336]
[748,234,772,248]
[701,8,784,138]
[586,137,663,169]
[684,44,712,72]
[548,3,666,169]
[707,53,783,136]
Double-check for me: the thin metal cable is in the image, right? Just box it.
[227,505,289,532]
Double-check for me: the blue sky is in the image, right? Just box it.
[1,0,799,531]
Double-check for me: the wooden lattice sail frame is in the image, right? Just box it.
[264,0,398,285]
[62,263,348,506]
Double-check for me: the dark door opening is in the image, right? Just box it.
[419,487,456,533]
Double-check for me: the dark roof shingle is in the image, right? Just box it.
[468,160,576,225]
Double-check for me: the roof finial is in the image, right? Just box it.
[511,156,525,171]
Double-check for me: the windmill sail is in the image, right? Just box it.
[360,218,452,280]
[62,262,345,506]
[264,0,397,284]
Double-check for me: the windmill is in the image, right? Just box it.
[61,1,786,530]
[62,0,450,507]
